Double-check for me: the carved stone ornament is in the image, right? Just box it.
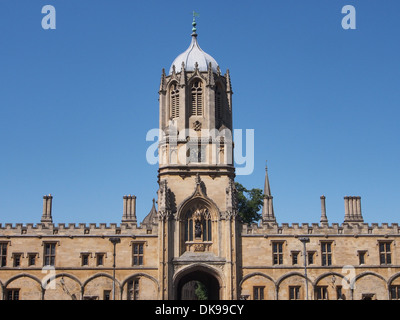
[194,243,205,252]
[193,120,202,131]
[193,207,208,221]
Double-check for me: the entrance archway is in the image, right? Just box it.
[174,265,222,300]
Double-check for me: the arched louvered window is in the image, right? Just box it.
[215,84,222,122]
[190,80,203,116]
[170,83,179,119]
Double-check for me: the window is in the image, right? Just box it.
[170,82,180,119]
[289,286,300,300]
[202,219,212,242]
[307,251,315,265]
[0,242,8,267]
[13,253,22,267]
[81,253,90,266]
[358,251,367,265]
[190,80,203,116]
[321,242,332,266]
[128,279,140,300]
[132,243,144,266]
[315,286,328,300]
[390,286,400,300]
[336,286,343,300]
[44,243,56,266]
[291,251,299,265]
[215,85,223,123]
[362,293,375,300]
[253,286,264,300]
[379,242,392,265]
[133,279,139,300]
[185,219,194,242]
[6,289,20,300]
[96,253,105,266]
[28,253,37,266]
[103,290,111,300]
[272,242,283,265]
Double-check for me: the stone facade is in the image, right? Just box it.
[1,23,399,301]
[1,212,399,300]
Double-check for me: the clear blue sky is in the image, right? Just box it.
[0,0,399,225]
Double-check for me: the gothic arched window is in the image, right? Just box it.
[170,82,180,119]
[190,80,203,116]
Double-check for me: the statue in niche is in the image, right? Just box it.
[195,219,202,238]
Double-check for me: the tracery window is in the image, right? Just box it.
[190,80,203,116]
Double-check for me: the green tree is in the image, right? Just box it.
[195,281,208,300]
[235,182,263,224]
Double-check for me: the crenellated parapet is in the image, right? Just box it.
[0,193,162,237]
[242,221,400,237]
[0,221,158,237]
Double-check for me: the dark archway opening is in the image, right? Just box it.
[177,270,220,300]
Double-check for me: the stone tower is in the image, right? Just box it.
[156,17,239,299]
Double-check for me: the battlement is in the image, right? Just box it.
[0,193,160,237]
[0,221,158,237]
[243,221,400,236]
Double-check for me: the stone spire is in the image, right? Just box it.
[262,163,276,224]
[142,198,158,228]
[159,68,166,93]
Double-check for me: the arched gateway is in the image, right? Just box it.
[173,264,223,300]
